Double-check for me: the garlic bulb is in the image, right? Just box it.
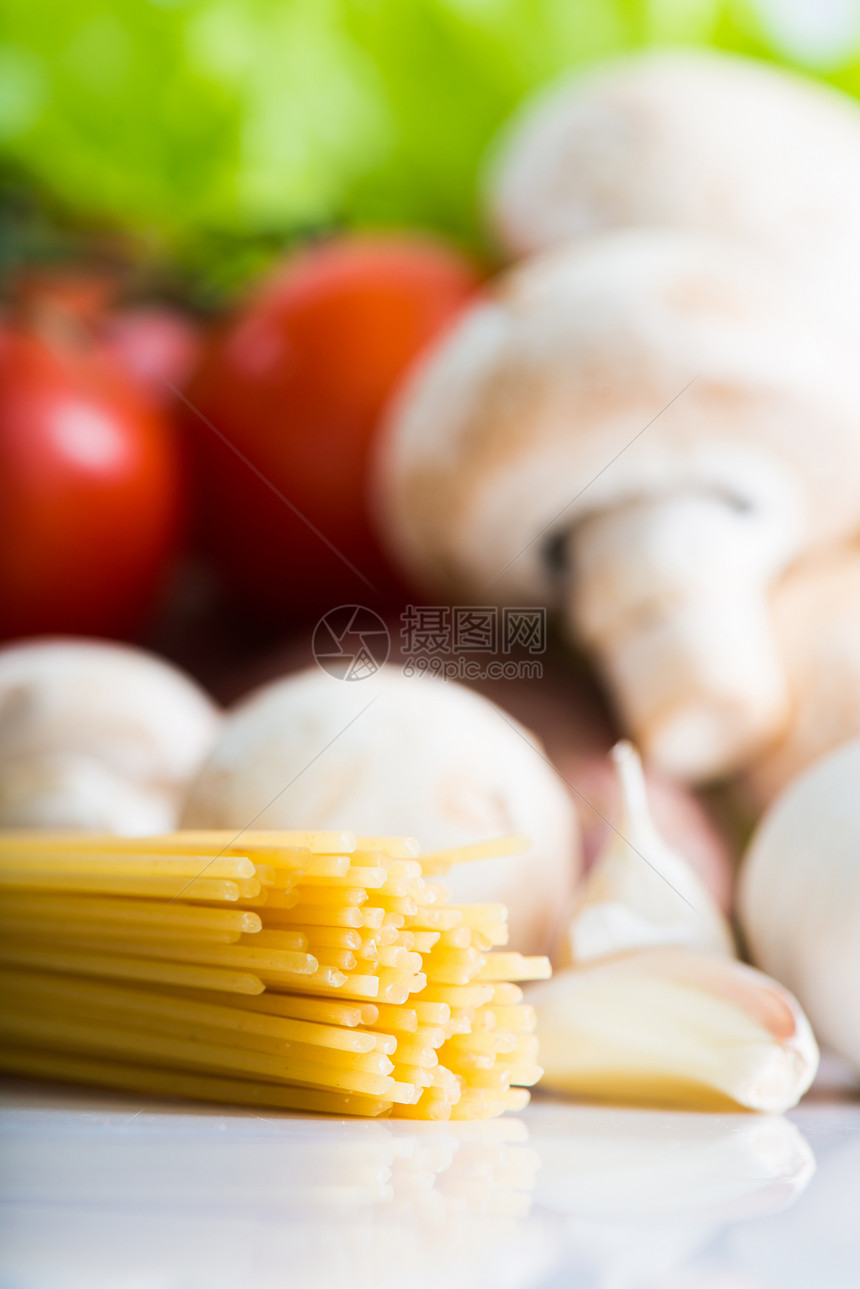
[565,742,734,963]
[739,737,860,1073]
[531,948,819,1113]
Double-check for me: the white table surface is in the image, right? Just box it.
[1,1071,858,1289]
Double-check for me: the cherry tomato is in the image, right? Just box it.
[183,235,481,618]
[0,320,183,640]
[101,305,203,408]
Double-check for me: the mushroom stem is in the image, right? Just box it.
[567,493,790,781]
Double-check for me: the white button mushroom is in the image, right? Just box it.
[181,665,579,956]
[739,737,860,1075]
[487,49,860,338]
[239,623,735,903]
[0,639,221,834]
[743,547,860,807]
[375,231,860,781]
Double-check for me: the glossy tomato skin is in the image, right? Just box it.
[0,323,183,640]
[101,306,203,409]
[184,236,480,618]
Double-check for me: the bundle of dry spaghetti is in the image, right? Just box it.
[0,830,549,1119]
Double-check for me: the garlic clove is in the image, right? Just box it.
[565,741,734,964]
[531,947,819,1113]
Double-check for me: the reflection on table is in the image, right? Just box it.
[0,1081,842,1289]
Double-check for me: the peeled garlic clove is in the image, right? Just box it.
[531,947,819,1113]
[565,742,734,964]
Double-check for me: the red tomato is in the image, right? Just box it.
[183,236,481,618]
[101,306,203,408]
[10,270,203,407]
[0,322,183,640]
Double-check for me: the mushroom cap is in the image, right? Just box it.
[488,48,860,278]
[0,638,221,833]
[375,230,860,604]
[229,621,734,904]
[745,547,860,806]
[181,665,579,955]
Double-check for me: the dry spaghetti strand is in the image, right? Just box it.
[0,830,547,1118]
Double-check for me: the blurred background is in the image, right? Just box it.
[5,0,860,283]
[6,0,860,843]
[3,0,860,676]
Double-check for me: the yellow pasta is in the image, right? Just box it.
[0,939,264,994]
[299,868,388,889]
[0,870,247,901]
[217,992,378,1029]
[413,1000,450,1025]
[476,953,552,982]
[0,830,549,1118]
[489,982,525,1005]
[0,853,258,880]
[391,1039,438,1068]
[0,971,372,1058]
[239,929,309,950]
[352,836,420,859]
[370,1003,418,1033]
[487,1005,537,1033]
[313,950,359,973]
[301,857,351,878]
[0,892,262,935]
[0,914,240,946]
[368,1033,398,1056]
[266,904,365,927]
[300,927,362,951]
[291,886,368,907]
[0,1048,394,1116]
[418,836,530,872]
[414,1024,447,1049]
[420,983,495,1008]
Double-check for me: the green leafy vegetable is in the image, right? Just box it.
[2,0,860,290]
